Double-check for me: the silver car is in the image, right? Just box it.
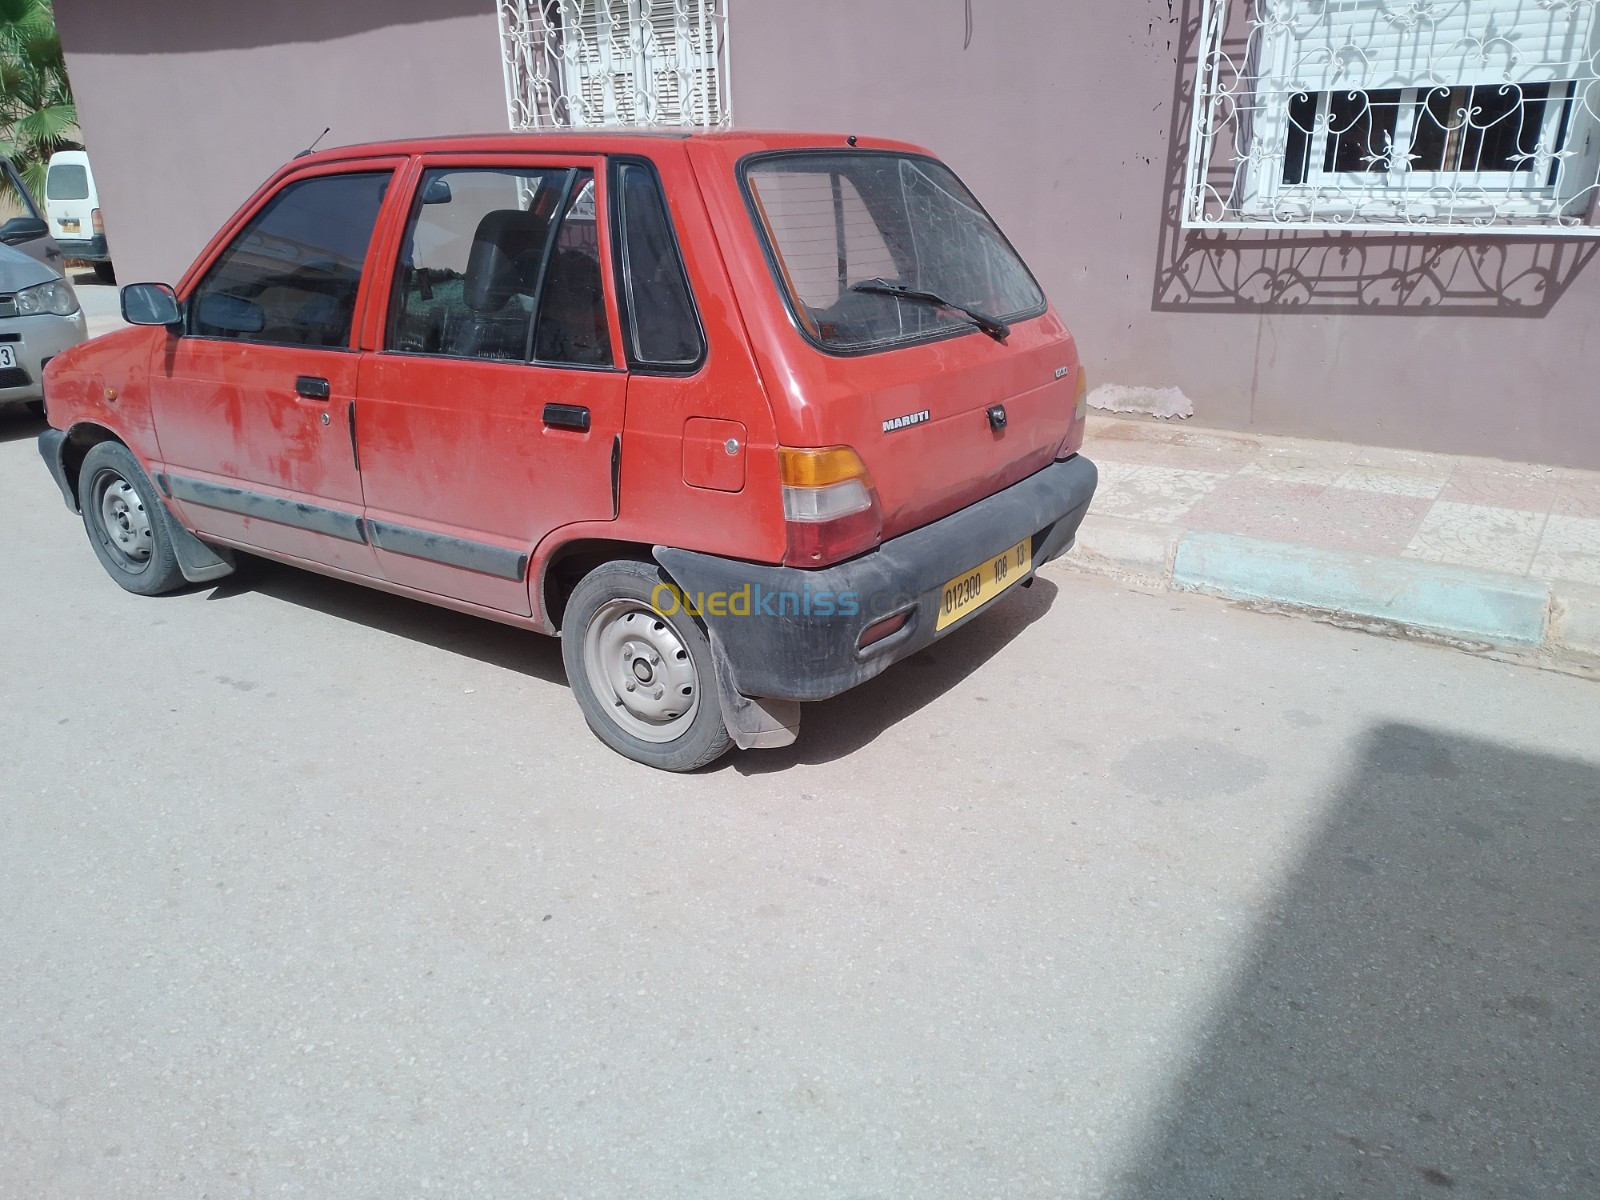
[0,241,88,415]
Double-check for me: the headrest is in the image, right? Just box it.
[463,209,549,313]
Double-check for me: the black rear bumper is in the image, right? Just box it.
[655,455,1097,703]
[56,236,109,262]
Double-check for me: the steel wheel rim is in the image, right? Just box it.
[582,599,702,744]
[94,471,154,567]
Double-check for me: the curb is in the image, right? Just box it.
[1047,515,1600,673]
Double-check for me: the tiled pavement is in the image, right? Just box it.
[1084,415,1600,589]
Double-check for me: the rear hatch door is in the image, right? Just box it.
[742,149,1080,538]
[45,157,95,242]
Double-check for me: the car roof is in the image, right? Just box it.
[287,129,931,169]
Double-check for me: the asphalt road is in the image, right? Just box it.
[3,406,1597,1199]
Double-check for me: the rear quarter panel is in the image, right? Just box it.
[595,142,787,566]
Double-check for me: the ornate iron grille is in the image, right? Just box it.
[498,0,730,130]
[1184,0,1600,234]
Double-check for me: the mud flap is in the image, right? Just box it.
[36,429,76,511]
[156,498,237,584]
[709,633,800,751]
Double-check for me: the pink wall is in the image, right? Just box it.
[51,0,1600,466]
[53,0,506,286]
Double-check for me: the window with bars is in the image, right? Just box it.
[498,0,729,130]
[1186,0,1600,232]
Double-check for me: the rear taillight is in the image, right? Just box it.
[91,209,104,235]
[1059,367,1088,460]
[779,446,883,567]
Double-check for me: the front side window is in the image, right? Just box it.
[389,166,611,367]
[189,172,390,348]
[744,153,1045,354]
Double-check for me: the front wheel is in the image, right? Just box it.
[78,441,186,595]
[561,559,733,772]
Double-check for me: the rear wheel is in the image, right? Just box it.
[561,559,733,772]
[78,441,185,595]
[93,261,116,284]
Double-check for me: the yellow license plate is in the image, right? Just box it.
[61,219,79,232]
[937,537,1032,631]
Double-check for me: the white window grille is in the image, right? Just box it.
[498,0,730,130]
[1184,0,1600,233]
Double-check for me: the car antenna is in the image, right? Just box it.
[295,127,332,159]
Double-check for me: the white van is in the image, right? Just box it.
[45,150,113,282]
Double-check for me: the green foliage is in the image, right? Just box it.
[0,0,78,200]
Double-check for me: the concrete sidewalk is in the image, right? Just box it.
[1050,415,1600,672]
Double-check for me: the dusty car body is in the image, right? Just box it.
[38,130,1096,770]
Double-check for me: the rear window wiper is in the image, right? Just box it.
[850,279,1011,343]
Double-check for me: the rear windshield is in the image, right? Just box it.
[743,152,1045,354]
[47,164,90,201]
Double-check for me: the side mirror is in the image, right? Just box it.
[196,291,265,335]
[121,282,183,327]
[0,215,49,246]
[420,178,453,205]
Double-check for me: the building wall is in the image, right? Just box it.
[52,0,1600,467]
[52,0,506,285]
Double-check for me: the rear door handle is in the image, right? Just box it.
[543,403,590,432]
[295,375,331,401]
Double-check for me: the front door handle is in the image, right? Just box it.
[295,375,331,401]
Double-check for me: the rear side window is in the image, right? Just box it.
[388,166,611,365]
[47,164,90,201]
[189,172,391,348]
[744,153,1045,354]
[615,163,704,369]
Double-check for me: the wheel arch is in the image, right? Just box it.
[538,537,659,633]
[58,422,128,512]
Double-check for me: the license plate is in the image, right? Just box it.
[60,219,79,233]
[0,346,15,370]
[937,537,1032,631]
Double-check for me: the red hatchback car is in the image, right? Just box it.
[38,131,1096,771]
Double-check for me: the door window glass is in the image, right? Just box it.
[533,176,612,366]
[189,172,390,348]
[390,166,607,365]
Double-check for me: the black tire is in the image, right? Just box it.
[78,441,186,596]
[93,261,116,284]
[24,399,45,417]
[561,559,734,772]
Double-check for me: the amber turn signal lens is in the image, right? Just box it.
[778,445,870,489]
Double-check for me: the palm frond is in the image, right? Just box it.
[13,100,73,143]
[0,0,78,198]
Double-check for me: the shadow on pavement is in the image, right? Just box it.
[207,555,570,687]
[1113,723,1600,1200]
[732,575,1059,771]
[211,555,1058,766]
[0,409,46,445]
